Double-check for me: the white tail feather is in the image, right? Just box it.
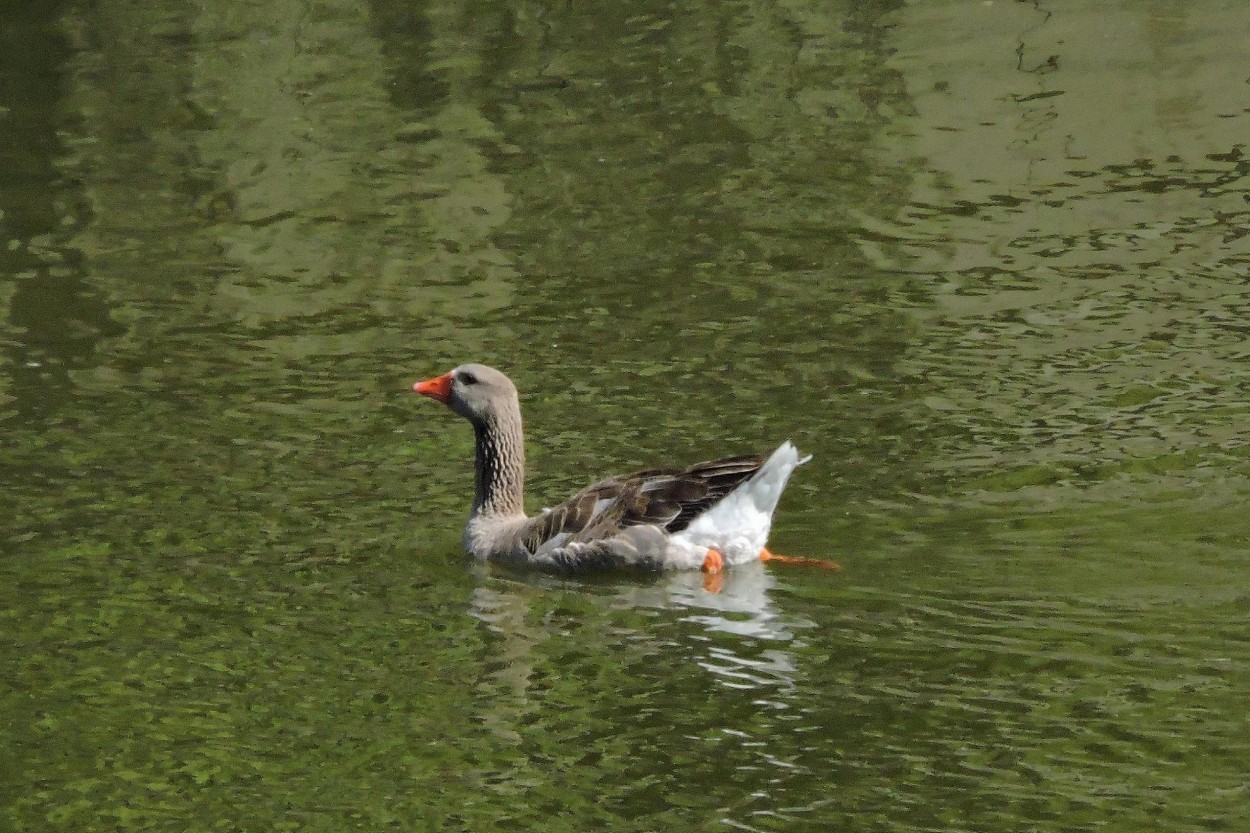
[672,441,810,564]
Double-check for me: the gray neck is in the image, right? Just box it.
[471,409,525,518]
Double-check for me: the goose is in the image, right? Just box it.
[412,363,837,578]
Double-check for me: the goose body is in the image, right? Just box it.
[413,364,818,575]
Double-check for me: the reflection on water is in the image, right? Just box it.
[3,0,1249,831]
[663,564,801,641]
[469,563,802,697]
[0,1,121,423]
[462,563,827,828]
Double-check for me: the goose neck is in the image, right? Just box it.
[472,413,525,518]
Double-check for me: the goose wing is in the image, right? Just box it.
[516,453,766,553]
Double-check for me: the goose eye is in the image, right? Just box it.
[458,371,478,386]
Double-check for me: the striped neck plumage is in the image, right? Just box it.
[472,411,525,518]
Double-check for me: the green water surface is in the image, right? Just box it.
[3,1,1248,831]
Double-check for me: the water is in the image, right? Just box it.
[3,1,1248,830]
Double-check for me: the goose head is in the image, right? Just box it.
[413,363,519,424]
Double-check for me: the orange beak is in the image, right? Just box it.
[413,371,454,404]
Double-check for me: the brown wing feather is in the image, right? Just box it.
[516,479,620,553]
[516,452,767,552]
[665,454,765,532]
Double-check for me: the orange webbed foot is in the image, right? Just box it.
[759,548,841,571]
[701,548,726,593]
